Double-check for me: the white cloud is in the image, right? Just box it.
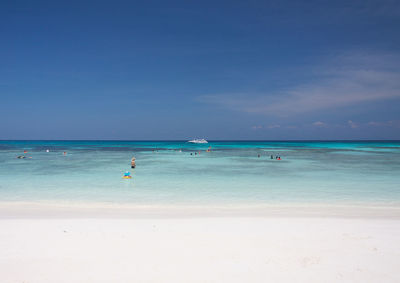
[251,124,281,130]
[267,124,281,129]
[368,121,382,126]
[368,120,400,127]
[388,120,400,128]
[348,120,359,128]
[312,121,326,127]
[197,52,400,117]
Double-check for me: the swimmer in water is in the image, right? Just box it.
[123,171,132,179]
[131,157,136,168]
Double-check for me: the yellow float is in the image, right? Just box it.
[123,171,132,179]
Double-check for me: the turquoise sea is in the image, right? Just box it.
[1,141,400,206]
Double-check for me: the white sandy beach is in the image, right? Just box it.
[1,203,400,283]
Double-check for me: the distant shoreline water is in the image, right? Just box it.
[2,140,399,143]
[1,140,400,206]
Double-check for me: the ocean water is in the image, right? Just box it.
[0,140,400,206]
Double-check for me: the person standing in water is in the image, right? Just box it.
[131,156,136,168]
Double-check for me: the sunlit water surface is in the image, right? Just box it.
[1,141,399,206]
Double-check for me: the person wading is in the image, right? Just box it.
[131,156,136,168]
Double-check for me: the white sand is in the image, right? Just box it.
[1,203,400,283]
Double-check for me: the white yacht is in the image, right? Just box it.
[187,139,208,144]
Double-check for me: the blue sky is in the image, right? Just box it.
[1,0,399,140]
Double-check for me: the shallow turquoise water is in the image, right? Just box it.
[0,141,399,206]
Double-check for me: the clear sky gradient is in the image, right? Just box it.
[1,0,400,140]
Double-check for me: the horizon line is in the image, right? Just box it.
[1,139,400,142]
